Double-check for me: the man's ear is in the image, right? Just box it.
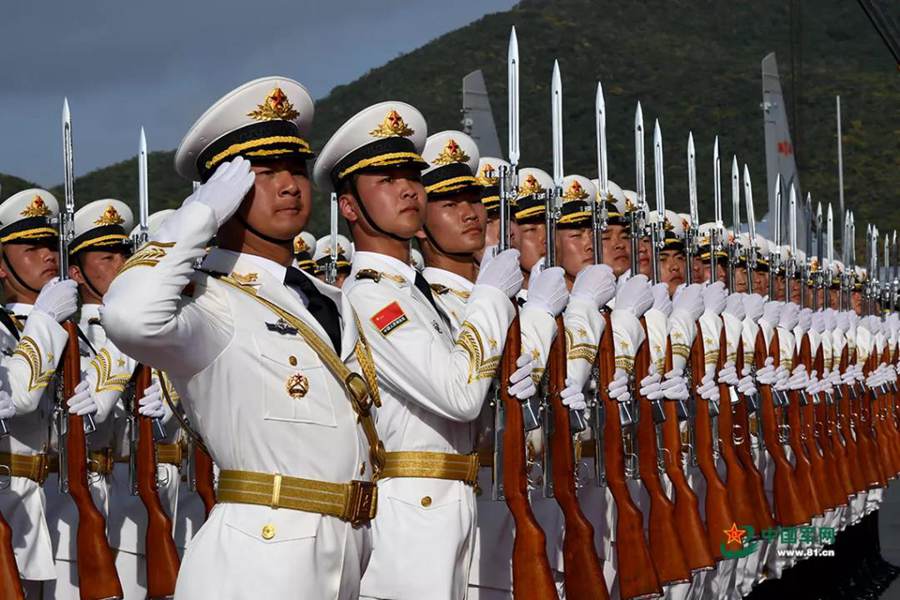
[339,194,359,224]
[69,264,85,286]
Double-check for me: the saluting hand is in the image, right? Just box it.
[183,157,256,229]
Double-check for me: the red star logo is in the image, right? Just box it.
[387,110,402,128]
[777,141,793,156]
[724,523,747,545]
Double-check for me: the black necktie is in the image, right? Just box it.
[414,272,440,315]
[283,266,342,355]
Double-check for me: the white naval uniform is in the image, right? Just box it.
[422,267,560,599]
[102,201,373,600]
[0,302,69,592]
[345,252,514,600]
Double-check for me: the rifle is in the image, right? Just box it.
[545,61,606,600]
[492,27,557,598]
[628,118,689,585]
[798,333,837,513]
[134,366,180,599]
[598,314,662,599]
[59,98,123,600]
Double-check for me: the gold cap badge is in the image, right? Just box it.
[94,205,124,226]
[294,236,310,254]
[432,139,470,166]
[247,87,300,121]
[517,174,543,197]
[476,163,498,186]
[562,180,588,201]
[20,195,50,218]
[369,110,414,138]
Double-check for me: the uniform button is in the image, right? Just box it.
[420,496,432,507]
[288,355,298,366]
[261,524,276,540]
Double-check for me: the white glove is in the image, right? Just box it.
[779,303,800,330]
[785,364,809,391]
[824,309,838,332]
[571,264,616,310]
[835,311,850,334]
[702,281,728,316]
[697,366,719,402]
[819,370,834,395]
[853,363,866,383]
[67,379,99,416]
[507,353,537,400]
[842,365,858,386]
[608,368,631,403]
[887,313,900,340]
[183,157,256,228]
[614,274,653,318]
[773,364,791,390]
[137,382,166,419]
[523,266,568,317]
[719,361,739,386]
[661,367,690,400]
[0,391,14,420]
[761,301,783,329]
[475,248,523,298]
[560,377,587,411]
[799,308,815,333]
[807,309,828,333]
[738,366,757,397]
[672,283,705,323]
[33,277,78,323]
[802,368,818,395]
[724,293,746,320]
[742,293,765,322]
[639,365,663,400]
[756,356,779,385]
[650,283,673,317]
[829,368,842,388]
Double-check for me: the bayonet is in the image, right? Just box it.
[827,203,834,309]
[686,132,698,285]
[498,26,519,252]
[815,202,823,310]
[728,155,741,293]
[651,119,664,284]
[744,164,757,295]
[631,102,645,276]
[771,174,782,299]
[325,193,338,285]
[711,136,722,282]
[836,96,845,237]
[594,81,608,263]
[788,184,798,303]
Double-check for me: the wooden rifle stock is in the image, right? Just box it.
[785,336,824,519]
[135,366,180,599]
[62,321,123,600]
[714,328,759,533]
[838,345,869,494]
[0,511,23,599]
[598,314,661,600]
[800,338,838,511]
[880,347,900,476]
[862,351,889,485]
[733,349,776,532]
[660,341,716,573]
[812,343,854,506]
[499,315,557,599]
[689,326,734,560]
[755,329,806,526]
[547,315,608,599]
[634,323,690,585]
[850,347,884,489]
[872,349,900,479]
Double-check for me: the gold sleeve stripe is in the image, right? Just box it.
[615,356,634,374]
[672,343,691,360]
[456,321,500,383]
[12,336,55,392]
[90,348,132,394]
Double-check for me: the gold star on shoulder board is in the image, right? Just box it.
[577,327,588,338]
[489,338,498,351]
[116,357,126,368]
[530,348,541,361]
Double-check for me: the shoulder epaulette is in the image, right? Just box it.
[356,269,382,282]
[430,283,449,295]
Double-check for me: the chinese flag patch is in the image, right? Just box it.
[371,301,409,336]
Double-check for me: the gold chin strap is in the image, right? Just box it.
[214,275,385,477]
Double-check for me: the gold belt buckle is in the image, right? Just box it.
[35,454,49,485]
[347,480,377,526]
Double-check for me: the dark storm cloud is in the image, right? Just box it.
[0,0,517,185]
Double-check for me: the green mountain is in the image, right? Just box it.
[4,0,897,240]
[0,173,39,198]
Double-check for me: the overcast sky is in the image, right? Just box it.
[0,0,517,186]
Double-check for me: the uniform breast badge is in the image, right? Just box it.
[286,373,310,399]
[266,318,299,336]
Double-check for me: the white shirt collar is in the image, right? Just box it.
[354,251,418,284]
[422,267,474,292]
[214,249,308,307]
[6,302,33,316]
